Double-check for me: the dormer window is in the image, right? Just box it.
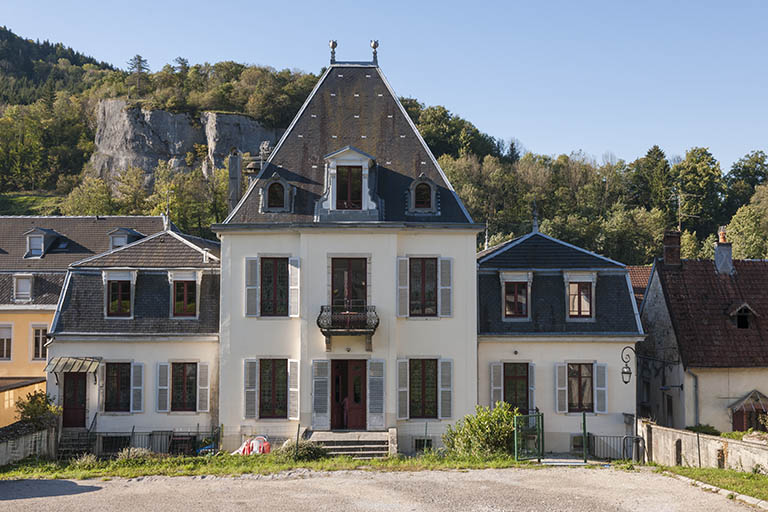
[260,172,292,213]
[500,271,533,321]
[103,270,136,319]
[267,182,285,209]
[318,146,379,220]
[564,272,597,321]
[336,166,363,210]
[111,235,128,250]
[169,270,200,318]
[729,303,757,329]
[27,235,43,257]
[407,173,438,215]
[13,275,32,302]
[414,183,432,209]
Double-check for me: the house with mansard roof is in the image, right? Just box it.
[477,226,644,454]
[46,229,220,454]
[212,42,482,454]
[0,215,167,427]
[639,230,768,433]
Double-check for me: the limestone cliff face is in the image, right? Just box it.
[88,99,283,183]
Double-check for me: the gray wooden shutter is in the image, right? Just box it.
[528,363,536,415]
[490,362,503,409]
[555,363,567,413]
[438,258,453,317]
[397,359,409,420]
[197,362,209,412]
[438,358,453,419]
[157,362,170,412]
[367,359,385,430]
[289,258,300,317]
[288,359,299,420]
[98,363,106,412]
[594,363,607,413]
[311,360,330,430]
[244,359,259,419]
[245,258,259,316]
[396,257,409,317]
[131,362,144,413]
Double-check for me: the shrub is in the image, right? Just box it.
[70,452,98,469]
[685,424,721,436]
[115,447,154,461]
[272,440,328,462]
[721,429,751,440]
[442,402,521,457]
[15,391,61,428]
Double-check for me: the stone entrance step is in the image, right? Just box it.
[308,430,395,459]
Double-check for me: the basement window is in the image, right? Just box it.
[413,438,433,453]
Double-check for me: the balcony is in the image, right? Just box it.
[317,305,380,351]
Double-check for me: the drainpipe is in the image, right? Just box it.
[686,370,699,425]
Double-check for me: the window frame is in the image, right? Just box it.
[172,280,197,317]
[27,235,43,258]
[502,362,530,412]
[103,271,136,320]
[564,272,596,322]
[408,358,438,419]
[266,182,285,209]
[258,358,288,419]
[0,325,11,361]
[104,362,132,412]
[13,274,33,302]
[408,257,438,317]
[170,362,197,412]
[107,280,132,317]
[110,234,129,250]
[335,165,363,210]
[414,183,432,210]
[31,325,47,361]
[260,257,289,317]
[567,362,594,413]
[499,272,533,322]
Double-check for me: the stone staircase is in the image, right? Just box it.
[308,430,394,459]
[57,429,96,460]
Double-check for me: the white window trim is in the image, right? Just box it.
[102,270,137,320]
[563,271,597,323]
[26,235,44,258]
[13,274,33,303]
[168,270,202,319]
[29,323,48,362]
[326,152,373,212]
[500,271,533,322]
[110,234,129,250]
[0,323,12,361]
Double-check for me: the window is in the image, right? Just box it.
[33,327,47,360]
[736,308,750,329]
[0,326,10,360]
[107,280,132,317]
[14,276,32,301]
[171,362,197,412]
[504,282,527,318]
[569,282,592,318]
[567,363,593,413]
[414,183,431,209]
[336,166,363,210]
[267,183,285,209]
[27,235,43,257]
[414,438,433,452]
[409,258,438,317]
[111,235,128,250]
[105,362,131,412]
[409,359,438,418]
[503,363,529,412]
[173,281,197,317]
[259,359,288,418]
[260,257,289,316]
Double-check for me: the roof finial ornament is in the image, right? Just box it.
[532,200,539,233]
[329,40,337,64]
[371,40,378,65]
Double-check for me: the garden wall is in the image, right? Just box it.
[0,426,57,466]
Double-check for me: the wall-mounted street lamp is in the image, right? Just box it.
[621,346,636,384]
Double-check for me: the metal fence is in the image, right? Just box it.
[95,427,220,457]
[514,413,544,462]
[587,434,643,461]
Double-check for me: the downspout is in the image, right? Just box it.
[686,369,699,426]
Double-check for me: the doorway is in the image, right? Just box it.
[331,258,367,314]
[62,372,87,428]
[331,360,367,430]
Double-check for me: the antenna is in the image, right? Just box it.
[532,200,539,233]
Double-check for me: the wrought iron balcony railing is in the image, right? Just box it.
[317,305,379,351]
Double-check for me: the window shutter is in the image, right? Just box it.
[490,362,503,409]
[244,359,259,419]
[131,362,144,413]
[555,363,567,414]
[528,363,536,415]
[98,363,106,412]
[245,258,259,316]
[594,363,607,413]
[438,258,453,317]
[289,258,300,317]
[157,362,170,412]
[367,359,385,430]
[438,359,453,419]
[311,360,330,430]
[197,362,210,412]
[288,359,300,420]
[397,359,409,420]
[396,257,409,317]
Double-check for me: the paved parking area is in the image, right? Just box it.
[0,466,751,512]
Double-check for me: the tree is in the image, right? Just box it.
[115,166,149,214]
[673,147,724,236]
[628,145,675,225]
[127,54,149,95]
[724,150,768,219]
[61,175,115,215]
[726,204,768,259]
[15,390,61,428]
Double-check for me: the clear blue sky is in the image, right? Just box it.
[6,0,767,169]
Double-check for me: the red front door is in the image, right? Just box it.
[331,360,367,430]
[62,372,86,428]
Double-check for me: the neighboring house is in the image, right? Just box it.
[212,48,482,452]
[0,215,167,427]
[46,229,220,452]
[639,230,768,433]
[627,265,652,310]
[476,226,644,453]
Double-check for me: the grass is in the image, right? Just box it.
[662,466,768,502]
[0,192,65,215]
[0,452,533,480]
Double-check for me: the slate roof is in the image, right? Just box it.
[658,260,768,368]
[0,272,64,305]
[628,265,652,308]
[223,63,472,226]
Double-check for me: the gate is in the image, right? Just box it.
[514,413,544,462]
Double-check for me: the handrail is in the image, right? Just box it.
[317,305,380,332]
[88,411,98,434]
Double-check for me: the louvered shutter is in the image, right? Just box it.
[397,257,409,317]
[197,362,210,412]
[555,363,567,413]
[288,359,300,420]
[528,363,536,415]
[131,362,144,413]
[397,359,409,420]
[594,363,607,413]
[157,362,170,412]
[490,362,503,409]
[245,258,259,316]
[244,359,258,419]
[98,363,106,412]
[289,258,300,318]
[367,359,385,430]
[438,258,453,317]
[438,359,453,419]
[311,360,330,430]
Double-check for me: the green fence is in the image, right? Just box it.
[514,413,544,462]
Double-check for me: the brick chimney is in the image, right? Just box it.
[663,230,681,267]
[714,227,734,275]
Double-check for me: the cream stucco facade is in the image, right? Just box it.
[0,308,54,378]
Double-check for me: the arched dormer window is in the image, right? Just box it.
[407,173,438,215]
[414,183,432,209]
[267,182,285,209]
[260,172,292,213]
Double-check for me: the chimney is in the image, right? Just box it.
[714,226,734,275]
[663,230,681,267]
[228,148,241,213]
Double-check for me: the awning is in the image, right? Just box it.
[44,357,101,374]
[728,389,768,413]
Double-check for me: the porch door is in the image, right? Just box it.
[331,360,367,430]
[62,372,86,427]
[331,258,367,313]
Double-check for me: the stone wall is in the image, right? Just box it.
[0,427,57,466]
